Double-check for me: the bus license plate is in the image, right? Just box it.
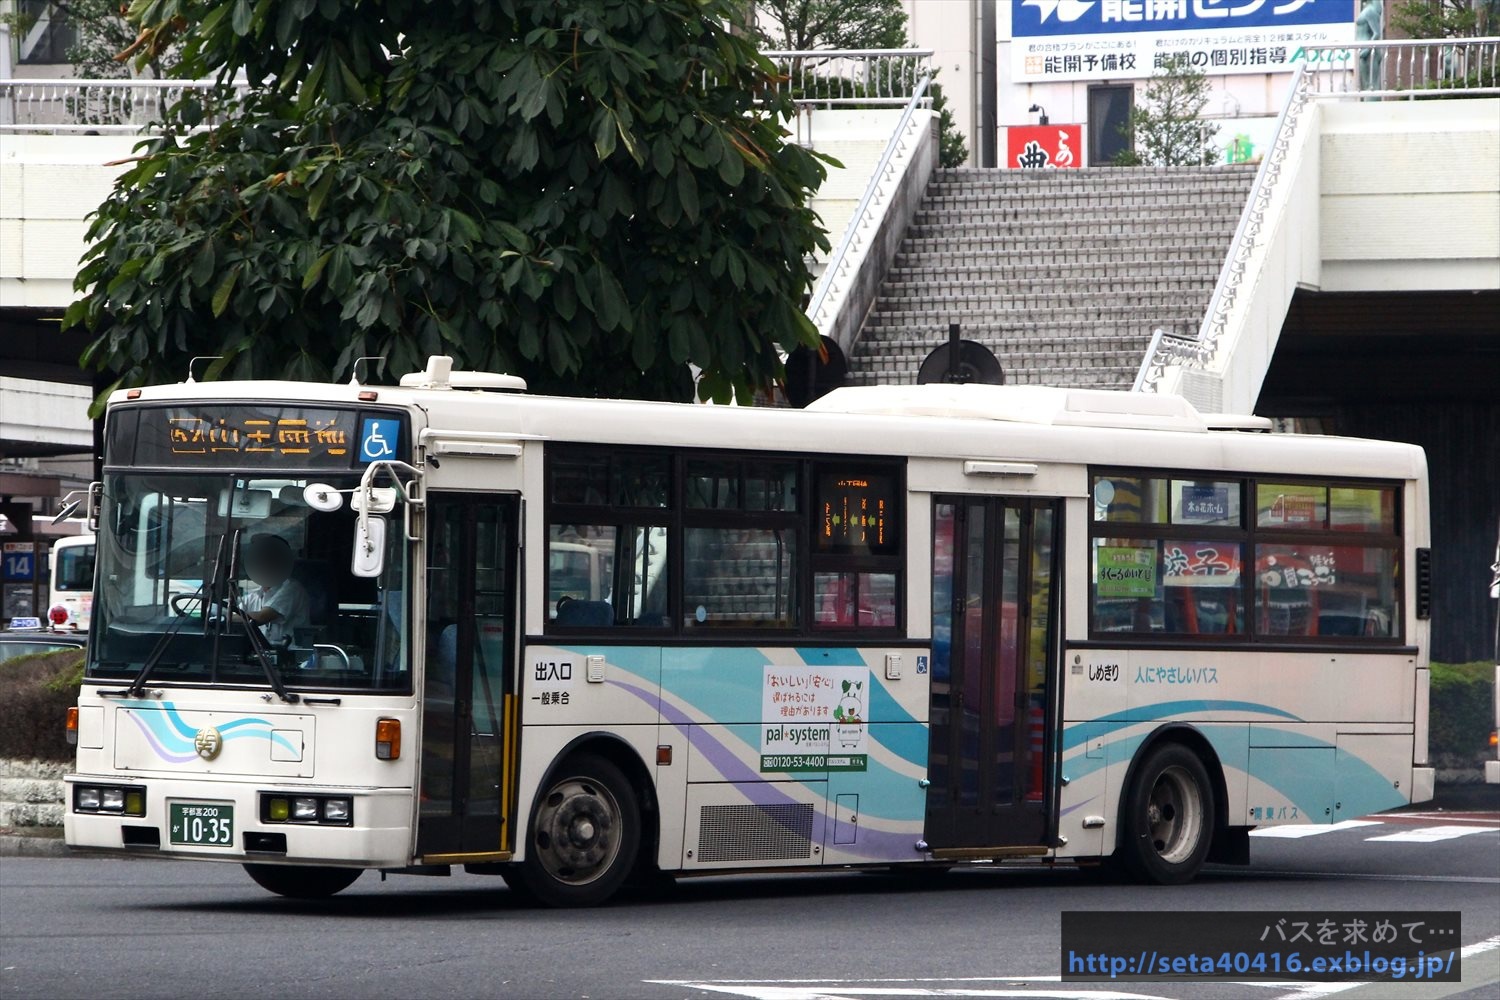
[169,802,234,847]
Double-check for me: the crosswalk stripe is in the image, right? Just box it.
[1364,824,1499,843]
[1250,820,1383,839]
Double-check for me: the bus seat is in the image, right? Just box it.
[290,559,335,627]
[555,598,612,627]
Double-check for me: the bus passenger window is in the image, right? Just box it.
[683,527,797,629]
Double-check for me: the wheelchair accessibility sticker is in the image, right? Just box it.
[360,418,398,462]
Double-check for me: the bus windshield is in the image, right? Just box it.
[87,472,409,692]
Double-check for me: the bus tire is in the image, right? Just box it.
[516,753,640,907]
[243,863,362,898]
[1117,743,1214,885]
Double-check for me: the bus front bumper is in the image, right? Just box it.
[63,773,413,868]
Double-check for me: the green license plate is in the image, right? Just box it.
[169,802,235,847]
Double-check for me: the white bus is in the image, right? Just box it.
[65,358,1434,904]
[47,532,96,632]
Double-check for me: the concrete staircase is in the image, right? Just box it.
[847,165,1258,389]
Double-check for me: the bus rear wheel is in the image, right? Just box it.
[243,863,362,899]
[1118,743,1214,885]
[516,753,640,907]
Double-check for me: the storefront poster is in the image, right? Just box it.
[1006,124,1085,168]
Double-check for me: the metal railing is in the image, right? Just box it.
[0,78,248,133]
[805,68,933,351]
[1,51,935,133]
[1134,36,1500,395]
[1296,36,1500,100]
[762,49,933,107]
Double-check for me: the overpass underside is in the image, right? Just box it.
[1257,289,1500,664]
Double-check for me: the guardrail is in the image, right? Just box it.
[1134,36,1500,396]
[0,78,247,133]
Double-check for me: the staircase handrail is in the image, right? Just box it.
[804,70,932,350]
[1134,35,1499,395]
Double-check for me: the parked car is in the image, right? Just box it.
[0,624,88,664]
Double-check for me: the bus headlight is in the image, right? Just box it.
[73,784,146,816]
[260,793,353,826]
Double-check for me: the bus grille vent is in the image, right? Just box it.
[697,803,813,862]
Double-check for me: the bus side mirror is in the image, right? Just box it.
[352,516,387,578]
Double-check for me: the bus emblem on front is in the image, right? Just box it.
[194,727,223,761]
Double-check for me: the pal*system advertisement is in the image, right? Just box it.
[1012,0,1359,82]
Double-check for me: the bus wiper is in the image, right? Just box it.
[120,574,214,698]
[221,529,298,704]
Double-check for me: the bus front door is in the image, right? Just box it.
[926,496,1060,851]
[416,495,519,861]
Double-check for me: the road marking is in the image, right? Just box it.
[1250,821,1382,839]
[1364,824,1499,843]
[1380,812,1500,825]
[1271,934,1500,1000]
[648,977,1175,1000]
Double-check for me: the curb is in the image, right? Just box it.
[0,831,70,858]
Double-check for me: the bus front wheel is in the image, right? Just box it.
[243,863,362,898]
[1118,743,1214,885]
[516,753,640,907]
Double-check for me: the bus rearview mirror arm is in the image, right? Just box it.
[351,460,425,577]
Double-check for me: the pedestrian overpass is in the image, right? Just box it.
[1,42,1496,654]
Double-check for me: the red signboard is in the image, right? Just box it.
[1005,124,1083,170]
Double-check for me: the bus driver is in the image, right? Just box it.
[238,534,310,646]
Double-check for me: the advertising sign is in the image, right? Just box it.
[761,665,869,772]
[1012,0,1357,82]
[1162,540,1242,588]
[1006,124,1084,169]
[1097,546,1157,597]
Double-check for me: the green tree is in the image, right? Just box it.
[68,0,831,407]
[755,0,907,49]
[55,0,177,79]
[1114,56,1219,167]
[1390,0,1500,37]
[755,0,969,167]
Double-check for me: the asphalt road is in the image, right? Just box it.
[2,811,1497,1000]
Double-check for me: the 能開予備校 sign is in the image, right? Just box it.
[1010,0,1357,82]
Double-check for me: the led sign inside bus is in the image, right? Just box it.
[817,471,896,556]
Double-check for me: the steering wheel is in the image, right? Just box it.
[170,593,205,616]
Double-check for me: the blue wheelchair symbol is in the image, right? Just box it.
[360,418,398,462]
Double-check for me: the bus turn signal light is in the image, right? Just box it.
[375,719,401,760]
[65,707,79,746]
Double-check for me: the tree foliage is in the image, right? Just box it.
[754,0,907,50]
[755,0,969,167]
[68,0,831,407]
[56,0,178,79]
[1114,56,1218,167]
[1390,0,1500,37]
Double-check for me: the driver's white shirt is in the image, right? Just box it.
[240,577,310,645]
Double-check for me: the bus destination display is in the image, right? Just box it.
[817,471,896,556]
[113,407,400,469]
